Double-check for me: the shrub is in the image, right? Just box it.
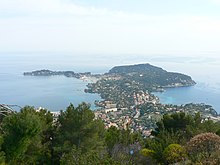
[187,132,220,164]
[163,144,187,164]
[140,148,155,157]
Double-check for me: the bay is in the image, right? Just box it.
[150,58,220,113]
[0,52,106,111]
[0,73,102,111]
[153,83,220,112]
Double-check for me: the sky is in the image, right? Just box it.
[0,0,220,56]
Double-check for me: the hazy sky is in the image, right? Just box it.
[0,0,220,56]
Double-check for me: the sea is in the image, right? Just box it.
[0,52,220,113]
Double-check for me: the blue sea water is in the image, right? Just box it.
[0,73,101,111]
[0,52,220,113]
[150,57,220,113]
[152,84,220,112]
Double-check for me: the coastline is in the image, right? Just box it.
[1,53,220,114]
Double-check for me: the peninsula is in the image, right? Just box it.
[86,63,196,108]
[24,63,196,108]
[23,69,92,79]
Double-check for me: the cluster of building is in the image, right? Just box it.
[94,106,156,137]
[35,100,220,138]
[133,91,159,106]
[94,102,220,137]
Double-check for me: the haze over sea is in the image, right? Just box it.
[0,52,220,113]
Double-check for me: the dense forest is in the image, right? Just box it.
[0,103,220,164]
[107,64,196,87]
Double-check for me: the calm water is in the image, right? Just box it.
[0,53,106,111]
[153,84,220,112]
[150,57,220,113]
[0,53,220,113]
[0,73,102,111]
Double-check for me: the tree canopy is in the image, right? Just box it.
[0,104,220,164]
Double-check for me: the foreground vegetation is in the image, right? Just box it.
[0,103,220,164]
